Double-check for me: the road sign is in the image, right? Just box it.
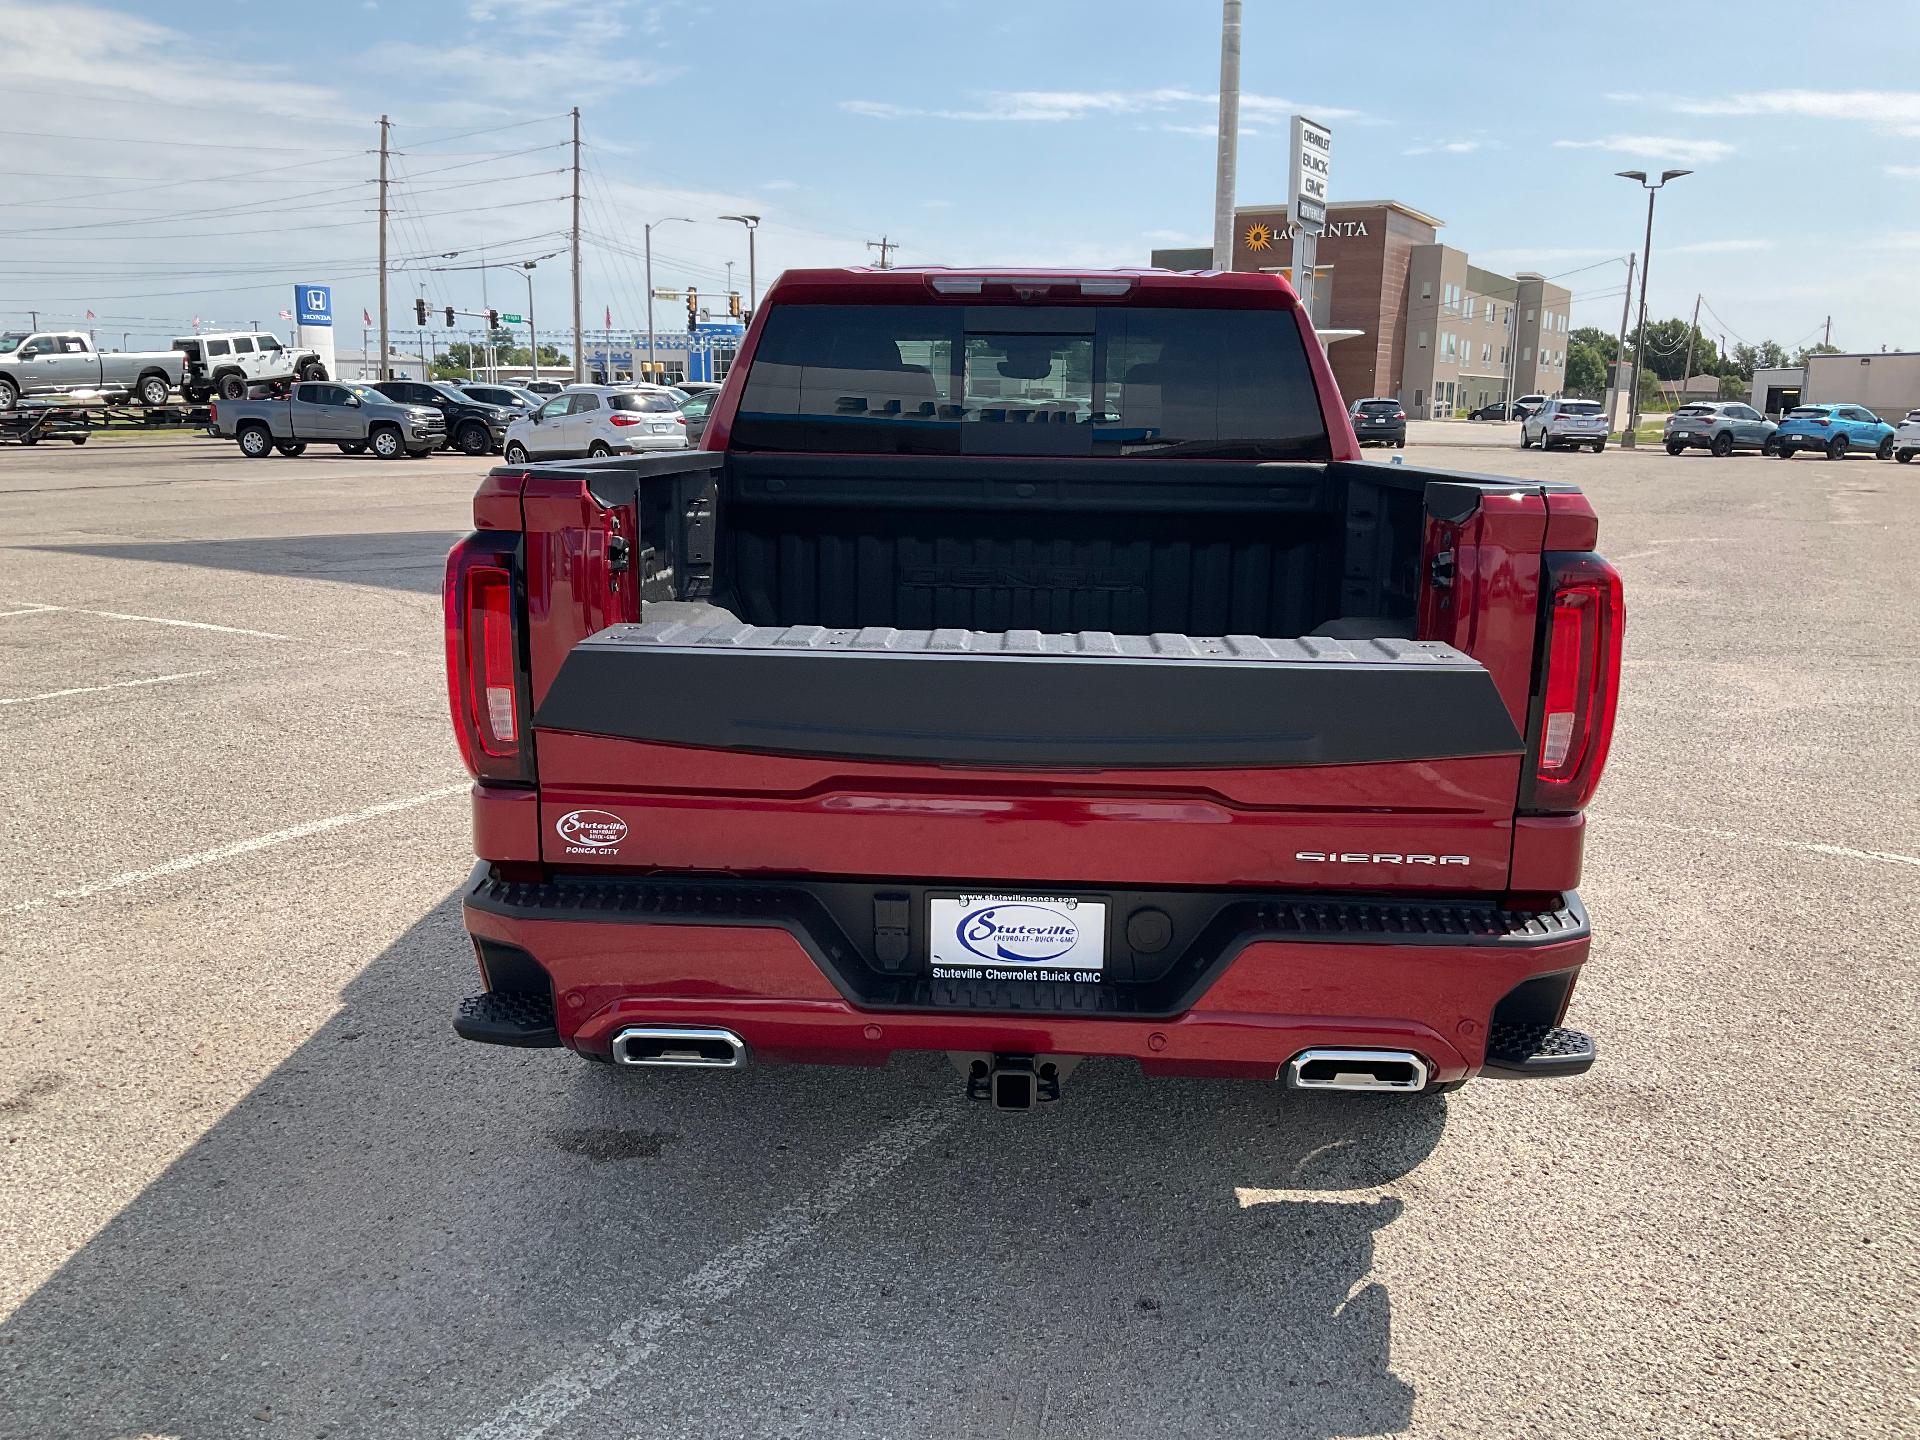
[1288,115,1331,231]
[499,313,524,324]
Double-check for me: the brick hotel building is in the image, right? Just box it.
[1152,200,1572,416]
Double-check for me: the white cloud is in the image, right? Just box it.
[1674,89,1920,134]
[1404,140,1481,156]
[841,88,1361,126]
[1886,164,1920,178]
[1553,134,1736,167]
[1670,238,1773,254]
[923,199,954,209]
[761,180,799,191]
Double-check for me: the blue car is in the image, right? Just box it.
[1774,403,1895,460]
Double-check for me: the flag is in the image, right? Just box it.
[363,308,372,326]
[85,309,95,320]
[279,309,293,321]
[192,316,201,330]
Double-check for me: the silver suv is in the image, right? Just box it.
[1662,401,1778,458]
[1521,398,1609,453]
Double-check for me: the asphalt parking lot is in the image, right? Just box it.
[2,432,1915,1439]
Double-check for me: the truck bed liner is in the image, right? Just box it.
[533,618,1523,769]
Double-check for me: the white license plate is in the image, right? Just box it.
[928,893,1106,982]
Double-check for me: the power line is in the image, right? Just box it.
[404,113,574,149]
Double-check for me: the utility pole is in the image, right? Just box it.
[1681,292,1703,406]
[28,310,38,329]
[1609,252,1635,427]
[866,236,897,268]
[1211,0,1242,269]
[1617,168,1689,447]
[377,115,390,382]
[1823,314,1831,347]
[570,106,584,384]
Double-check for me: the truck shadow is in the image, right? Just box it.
[38,531,462,594]
[0,891,1442,1439]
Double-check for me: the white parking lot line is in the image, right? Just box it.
[460,1105,956,1440]
[0,669,216,706]
[1600,815,1919,868]
[3,784,468,917]
[0,601,294,641]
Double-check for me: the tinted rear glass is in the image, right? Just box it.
[1559,402,1602,416]
[1787,407,1827,418]
[609,392,675,412]
[1358,400,1400,414]
[732,302,1330,460]
[1674,405,1714,417]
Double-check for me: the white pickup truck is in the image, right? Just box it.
[0,331,186,411]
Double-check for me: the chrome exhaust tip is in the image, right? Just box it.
[1284,1048,1430,1093]
[610,1026,748,1069]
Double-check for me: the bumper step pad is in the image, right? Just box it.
[1481,1021,1596,1078]
[454,990,561,1048]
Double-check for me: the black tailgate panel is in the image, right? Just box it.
[534,621,1521,768]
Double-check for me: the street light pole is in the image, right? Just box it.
[1616,168,1690,447]
[644,216,697,378]
[719,214,760,312]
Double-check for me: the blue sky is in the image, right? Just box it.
[4,0,1918,358]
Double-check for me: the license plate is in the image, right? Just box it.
[928,893,1106,982]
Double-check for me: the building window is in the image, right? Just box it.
[1482,342,1492,363]
[1525,309,1535,323]
[1485,299,1495,322]
[1418,330,1429,348]
[1522,347,1532,362]
[1421,281,1431,300]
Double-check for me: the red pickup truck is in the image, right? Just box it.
[444,266,1622,1109]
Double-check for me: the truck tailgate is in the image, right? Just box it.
[531,619,1526,891]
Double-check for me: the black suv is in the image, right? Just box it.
[369,379,513,456]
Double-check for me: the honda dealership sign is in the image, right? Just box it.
[1289,116,1332,231]
[292,283,336,378]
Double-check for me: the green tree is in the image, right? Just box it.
[431,340,569,380]
[1730,340,1788,379]
[1794,341,1841,366]
[1565,340,1609,396]
[1630,318,1721,382]
[1569,326,1619,365]
[1718,374,1748,401]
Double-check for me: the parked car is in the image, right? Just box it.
[1468,401,1510,421]
[522,378,566,397]
[370,378,515,456]
[1774,403,1895,461]
[457,382,543,414]
[1663,401,1778,457]
[1521,398,1608,452]
[1893,409,1920,464]
[1513,393,1548,423]
[0,330,185,410]
[174,331,327,403]
[1348,397,1406,447]
[680,389,716,446]
[500,384,688,462]
[213,380,445,458]
[445,264,1621,1106]
[677,380,723,396]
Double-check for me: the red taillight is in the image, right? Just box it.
[1394,411,1406,420]
[1523,553,1624,814]
[674,413,686,424]
[209,401,218,423]
[607,413,644,427]
[1811,418,1830,427]
[444,535,532,783]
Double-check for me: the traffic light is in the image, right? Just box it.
[414,298,428,326]
[443,306,455,328]
[728,291,741,319]
[486,308,499,329]
[686,289,698,332]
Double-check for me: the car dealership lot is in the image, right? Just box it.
[1,439,1914,1438]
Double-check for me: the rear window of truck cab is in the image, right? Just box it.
[732,303,1331,460]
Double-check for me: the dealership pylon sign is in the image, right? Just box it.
[1288,116,1332,324]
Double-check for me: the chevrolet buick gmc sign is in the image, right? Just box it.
[294,285,333,327]
[1289,116,1332,230]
